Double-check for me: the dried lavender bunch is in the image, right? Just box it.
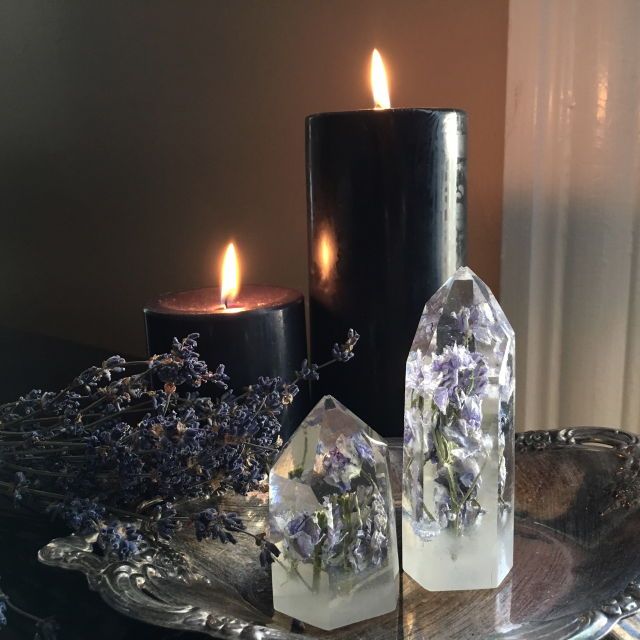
[0,331,359,564]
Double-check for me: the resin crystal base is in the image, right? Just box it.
[269,395,399,630]
[403,266,515,591]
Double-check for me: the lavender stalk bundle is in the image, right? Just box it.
[0,331,359,571]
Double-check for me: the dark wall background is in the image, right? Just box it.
[0,0,508,355]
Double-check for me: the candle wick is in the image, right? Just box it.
[224,298,229,310]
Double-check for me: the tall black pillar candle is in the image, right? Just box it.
[307,108,467,437]
[144,285,308,438]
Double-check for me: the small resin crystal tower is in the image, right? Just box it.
[403,266,515,591]
[269,395,399,630]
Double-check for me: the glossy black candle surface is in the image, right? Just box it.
[307,108,467,437]
[144,285,308,438]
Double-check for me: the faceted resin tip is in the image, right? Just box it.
[318,394,340,411]
[451,265,476,279]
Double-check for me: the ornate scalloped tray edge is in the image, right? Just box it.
[39,428,640,640]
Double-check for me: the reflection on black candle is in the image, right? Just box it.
[307,52,466,437]
[316,225,337,294]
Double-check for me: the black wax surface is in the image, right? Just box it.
[144,285,309,438]
[307,108,467,437]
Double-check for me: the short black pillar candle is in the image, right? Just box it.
[144,286,308,438]
[307,108,467,437]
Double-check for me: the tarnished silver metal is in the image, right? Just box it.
[39,428,640,640]
[611,615,640,640]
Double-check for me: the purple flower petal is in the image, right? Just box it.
[433,387,449,413]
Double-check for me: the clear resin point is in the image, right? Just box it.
[269,395,399,630]
[403,266,515,591]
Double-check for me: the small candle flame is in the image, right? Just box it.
[220,242,240,307]
[371,48,391,110]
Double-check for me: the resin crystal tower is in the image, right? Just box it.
[403,266,515,591]
[269,396,399,629]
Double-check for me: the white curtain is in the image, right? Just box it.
[501,0,640,432]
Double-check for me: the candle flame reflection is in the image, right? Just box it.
[220,242,240,307]
[371,48,391,109]
[318,230,336,283]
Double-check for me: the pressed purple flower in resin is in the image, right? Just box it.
[403,267,515,591]
[269,396,398,630]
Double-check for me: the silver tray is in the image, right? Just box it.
[38,427,640,640]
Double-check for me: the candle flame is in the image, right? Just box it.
[371,49,391,109]
[220,242,240,307]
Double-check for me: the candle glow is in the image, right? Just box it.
[220,242,240,307]
[317,229,336,282]
[371,48,391,110]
